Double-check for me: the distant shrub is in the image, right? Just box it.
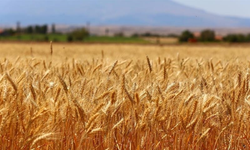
[67,35,73,42]
[131,33,140,37]
[44,35,49,41]
[223,34,249,43]
[179,30,194,42]
[68,28,89,42]
[167,34,178,38]
[0,29,16,36]
[114,32,124,37]
[52,38,59,42]
[199,29,215,42]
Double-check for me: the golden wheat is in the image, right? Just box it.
[0,43,250,149]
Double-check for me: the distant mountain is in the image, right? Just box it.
[1,0,250,27]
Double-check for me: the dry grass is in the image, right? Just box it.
[0,42,250,149]
[1,42,250,61]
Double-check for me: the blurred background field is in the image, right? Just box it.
[1,42,250,62]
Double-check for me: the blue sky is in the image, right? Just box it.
[1,0,250,18]
[173,0,250,18]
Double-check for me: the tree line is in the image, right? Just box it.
[0,24,90,42]
[1,24,54,35]
[179,29,250,43]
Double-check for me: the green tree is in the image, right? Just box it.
[41,25,48,34]
[34,25,47,34]
[25,26,34,34]
[178,30,194,42]
[5,28,16,36]
[199,29,215,42]
[34,25,41,34]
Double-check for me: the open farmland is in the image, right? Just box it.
[1,42,250,149]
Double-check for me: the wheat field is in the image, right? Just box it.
[1,42,250,149]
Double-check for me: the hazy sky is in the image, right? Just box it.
[173,0,250,18]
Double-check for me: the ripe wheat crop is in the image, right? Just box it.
[0,43,250,149]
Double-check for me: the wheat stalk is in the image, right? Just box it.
[146,56,152,72]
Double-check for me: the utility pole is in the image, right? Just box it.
[16,21,20,34]
[52,23,56,34]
